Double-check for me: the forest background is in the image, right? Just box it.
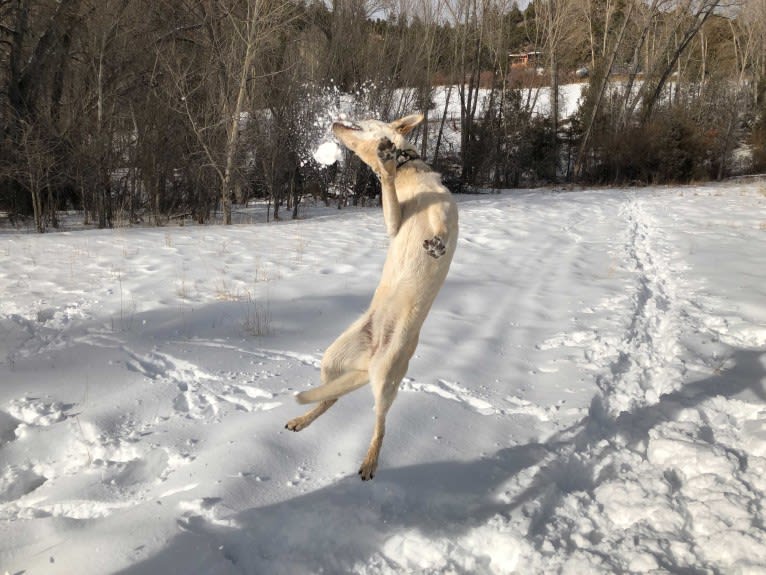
[1,0,765,231]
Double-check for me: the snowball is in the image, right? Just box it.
[313,141,342,166]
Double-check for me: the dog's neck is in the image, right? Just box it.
[394,147,420,168]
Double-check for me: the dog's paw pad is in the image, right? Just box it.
[377,138,396,163]
[423,236,446,259]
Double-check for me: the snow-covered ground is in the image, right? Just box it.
[1,182,765,574]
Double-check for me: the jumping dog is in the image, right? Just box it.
[285,114,458,480]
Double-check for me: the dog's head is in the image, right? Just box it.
[332,114,423,175]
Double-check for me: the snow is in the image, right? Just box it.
[312,141,343,166]
[430,83,586,122]
[1,182,766,574]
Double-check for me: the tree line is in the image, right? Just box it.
[1,0,764,231]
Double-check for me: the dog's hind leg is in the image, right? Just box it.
[357,341,412,480]
[357,383,397,480]
[296,314,372,403]
[296,369,369,404]
[285,399,337,432]
[357,371,405,480]
[286,365,369,430]
[285,314,373,434]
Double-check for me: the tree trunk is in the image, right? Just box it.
[620,0,660,128]
[221,7,261,225]
[550,55,559,181]
[47,181,58,229]
[31,187,43,233]
[575,2,634,177]
[433,85,453,166]
[641,0,721,122]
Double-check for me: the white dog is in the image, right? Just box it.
[285,114,458,480]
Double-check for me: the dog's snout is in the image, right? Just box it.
[333,120,361,132]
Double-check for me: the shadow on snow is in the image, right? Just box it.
[118,347,765,575]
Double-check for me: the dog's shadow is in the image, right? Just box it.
[118,348,765,574]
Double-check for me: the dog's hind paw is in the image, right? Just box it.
[285,417,307,432]
[423,236,446,259]
[358,461,377,481]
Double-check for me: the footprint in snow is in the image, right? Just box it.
[0,466,48,503]
[0,411,20,446]
[7,397,72,428]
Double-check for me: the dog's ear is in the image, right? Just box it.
[390,114,424,135]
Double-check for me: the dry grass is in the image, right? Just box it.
[242,291,272,336]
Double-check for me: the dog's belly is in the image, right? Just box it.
[374,244,453,327]
[371,189,457,332]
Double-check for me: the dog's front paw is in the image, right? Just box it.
[423,236,446,259]
[377,138,396,176]
[377,137,396,161]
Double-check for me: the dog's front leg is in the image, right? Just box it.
[377,139,401,238]
[422,201,451,258]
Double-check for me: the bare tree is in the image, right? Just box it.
[640,0,722,121]
[159,0,297,225]
[738,0,765,109]
[617,0,661,129]
[575,0,634,176]
[444,0,491,183]
[12,121,57,232]
[1,0,82,227]
[535,0,577,179]
[78,0,137,228]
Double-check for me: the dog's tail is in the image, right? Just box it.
[296,371,369,404]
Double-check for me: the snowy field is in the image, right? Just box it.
[1,182,766,574]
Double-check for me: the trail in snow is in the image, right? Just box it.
[596,197,685,414]
[507,191,766,574]
[0,184,765,574]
